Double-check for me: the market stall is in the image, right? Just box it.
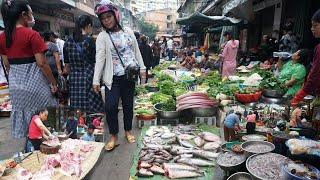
[133,58,320,179]
[0,138,104,179]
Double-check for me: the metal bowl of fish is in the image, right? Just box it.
[227,172,253,180]
[154,103,181,119]
[241,141,275,155]
[242,134,266,142]
[246,153,289,180]
[217,151,246,172]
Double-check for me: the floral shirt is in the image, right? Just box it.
[109,31,138,76]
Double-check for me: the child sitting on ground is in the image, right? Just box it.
[81,124,96,142]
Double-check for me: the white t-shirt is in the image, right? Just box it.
[56,38,65,62]
[167,39,173,50]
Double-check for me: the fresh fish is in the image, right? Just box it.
[178,134,195,141]
[146,129,156,137]
[193,150,220,160]
[165,168,204,179]
[139,150,148,158]
[173,154,193,161]
[163,163,199,171]
[150,165,165,175]
[138,161,152,169]
[199,132,221,142]
[165,137,177,144]
[203,142,220,151]
[178,138,195,148]
[176,158,215,167]
[136,168,154,177]
[161,132,176,139]
[194,136,205,147]
[154,158,167,164]
[145,158,155,163]
[144,144,171,150]
[176,149,196,155]
[139,152,154,161]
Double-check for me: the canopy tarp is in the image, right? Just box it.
[176,12,242,28]
[222,0,253,20]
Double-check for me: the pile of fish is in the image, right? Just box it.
[176,92,217,111]
[136,125,222,179]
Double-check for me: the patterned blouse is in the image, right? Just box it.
[109,30,138,76]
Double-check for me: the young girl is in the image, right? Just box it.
[28,109,53,150]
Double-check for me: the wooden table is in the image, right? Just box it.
[1,141,104,180]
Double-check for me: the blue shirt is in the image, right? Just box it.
[224,113,240,128]
[81,133,95,142]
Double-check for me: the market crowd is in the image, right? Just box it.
[0,0,320,153]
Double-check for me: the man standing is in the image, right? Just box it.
[139,36,153,83]
[151,38,161,67]
[167,37,174,61]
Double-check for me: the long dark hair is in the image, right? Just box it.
[73,15,92,42]
[1,0,30,48]
[312,9,320,23]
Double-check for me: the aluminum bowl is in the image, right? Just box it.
[241,141,275,156]
[260,95,285,104]
[227,172,253,180]
[154,103,181,119]
[262,89,285,98]
[219,141,242,153]
[242,134,267,142]
[190,107,217,117]
[216,151,247,172]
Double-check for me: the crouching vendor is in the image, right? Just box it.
[28,109,54,150]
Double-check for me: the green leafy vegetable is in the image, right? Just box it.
[150,92,172,105]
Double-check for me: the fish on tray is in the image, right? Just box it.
[165,168,204,179]
[176,158,215,167]
[199,132,221,142]
[193,150,220,161]
[136,168,153,177]
[194,136,205,147]
[150,165,165,175]
[163,163,199,171]
[203,142,220,151]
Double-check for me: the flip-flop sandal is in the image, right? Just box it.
[126,134,136,143]
[105,140,118,151]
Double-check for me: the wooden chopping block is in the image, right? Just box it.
[40,144,60,154]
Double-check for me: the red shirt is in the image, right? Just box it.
[28,115,43,139]
[303,44,320,96]
[78,117,86,126]
[0,27,47,58]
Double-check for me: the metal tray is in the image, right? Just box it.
[154,103,181,119]
[242,134,267,142]
[217,151,246,172]
[227,172,253,180]
[262,89,285,98]
[241,141,275,155]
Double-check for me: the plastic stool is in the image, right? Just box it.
[195,116,216,126]
[138,118,157,128]
[159,118,179,126]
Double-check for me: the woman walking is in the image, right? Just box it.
[0,0,57,139]
[93,3,146,151]
[219,31,239,78]
[63,15,104,114]
[43,31,62,78]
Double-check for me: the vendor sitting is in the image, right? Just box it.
[76,109,87,128]
[278,49,309,97]
[66,111,78,139]
[198,53,215,71]
[223,112,242,141]
[290,103,303,128]
[246,111,256,134]
[93,116,103,129]
[180,51,196,70]
[28,109,53,150]
[81,124,96,142]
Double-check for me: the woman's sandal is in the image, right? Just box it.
[126,134,136,143]
[105,140,118,151]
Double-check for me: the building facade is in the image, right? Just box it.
[131,0,180,14]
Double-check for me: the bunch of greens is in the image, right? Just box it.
[161,98,176,111]
[174,82,188,97]
[135,85,148,95]
[260,76,287,92]
[135,108,154,116]
[150,92,172,105]
[158,80,175,96]
[250,68,273,79]
[154,72,174,82]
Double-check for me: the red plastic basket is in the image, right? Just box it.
[235,91,262,104]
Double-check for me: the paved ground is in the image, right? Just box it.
[0,113,225,180]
